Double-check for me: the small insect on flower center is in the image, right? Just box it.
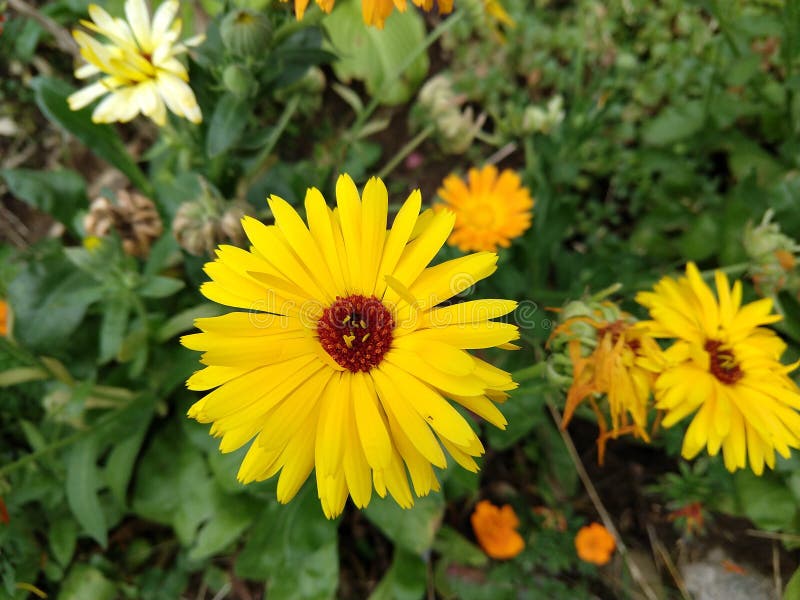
[704,340,743,384]
[317,295,394,372]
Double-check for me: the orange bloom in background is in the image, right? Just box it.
[0,300,8,336]
[284,0,453,28]
[437,165,534,252]
[552,312,660,463]
[575,523,616,565]
[471,500,525,559]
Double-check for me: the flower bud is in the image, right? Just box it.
[83,190,163,258]
[416,73,484,155]
[220,9,272,57]
[744,211,800,297]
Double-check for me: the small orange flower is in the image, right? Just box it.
[0,300,8,336]
[437,165,534,252]
[575,523,616,565]
[471,500,525,559]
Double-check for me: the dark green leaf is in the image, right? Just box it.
[105,408,153,505]
[143,234,181,278]
[641,100,705,146]
[58,564,117,600]
[433,526,488,568]
[0,168,87,228]
[49,518,79,568]
[735,470,797,531]
[189,491,261,561]
[206,93,249,158]
[31,76,150,193]
[65,437,108,546]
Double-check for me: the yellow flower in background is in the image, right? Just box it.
[636,262,800,475]
[183,174,518,518]
[437,165,534,252]
[68,0,203,125]
[553,313,659,464]
[471,500,525,559]
[284,0,453,28]
[575,523,616,565]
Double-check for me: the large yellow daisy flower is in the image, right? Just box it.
[283,0,453,28]
[68,0,203,125]
[636,262,800,475]
[437,165,534,253]
[182,174,518,518]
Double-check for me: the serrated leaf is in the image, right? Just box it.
[31,76,150,193]
[65,437,108,547]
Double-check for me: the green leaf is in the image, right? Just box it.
[65,437,108,547]
[49,518,79,568]
[433,526,488,568]
[236,484,338,599]
[0,366,48,387]
[206,93,250,157]
[735,470,798,531]
[139,275,185,298]
[104,407,153,505]
[99,298,130,364]
[188,491,261,561]
[156,303,223,342]
[8,250,103,352]
[324,0,428,106]
[641,100,705,146]
[132,421,216,545]
[364,493,444,555]
[31,76,150,193]
[58,564,117,600]
[0,168,87,228]
[785,565,800,600]
[369,549,427,600]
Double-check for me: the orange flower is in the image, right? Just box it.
[471,500,525,559]
[0,300,8,336]
[553,313,659,463]
[575,523,615,565]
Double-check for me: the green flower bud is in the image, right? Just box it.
[220,9,272,57]
[223,64,256,99]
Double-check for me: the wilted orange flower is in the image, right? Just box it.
[0,300,8,336]
[471,500,525,559]
[575,523,615,565]
[553,313,660,463]
[437,165,534,252]
[284,0,453,28]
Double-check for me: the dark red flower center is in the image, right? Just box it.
[317,295,394,372]
[704,339,743,384]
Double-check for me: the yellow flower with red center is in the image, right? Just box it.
[437,165,534,252]
[552,311,659,463]
[471,500,525,559]
[183,174,518,518]
[636,262,800,475]
[68,0,203,125]
[284,0,453,28]
[575,523,616,565]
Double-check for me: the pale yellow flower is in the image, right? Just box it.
[68,0,203,125]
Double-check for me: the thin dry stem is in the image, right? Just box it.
[547,401,660,600]
[8,0,79,58]
[646,523,691,600]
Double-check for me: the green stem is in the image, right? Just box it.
[376,124,434,179]
[697,262,749,280]
[349,11,466,138]
[512,362,548,383]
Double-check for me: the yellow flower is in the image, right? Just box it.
[575,523,615,565]
[471,500,525,559]
[636,262,800,475]
[283,0,453,28]
[183,174,518,518]
[553,313,659,463]
[68,0,203,125]
[437,165,534,252]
